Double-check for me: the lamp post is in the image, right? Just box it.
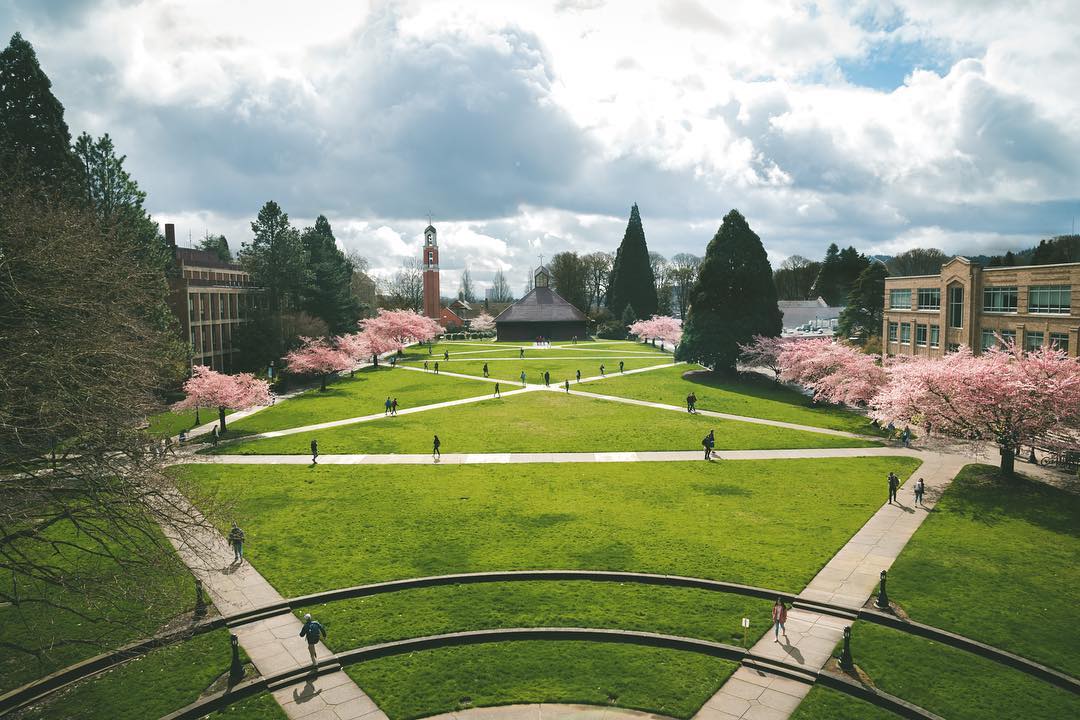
[839,625,854,672]
[876,569,890,610]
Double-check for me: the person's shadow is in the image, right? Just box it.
[293,678,322,704]
[779,637,804,664]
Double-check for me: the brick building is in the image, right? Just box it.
[165,224,261,371]
[882,256,1079,358]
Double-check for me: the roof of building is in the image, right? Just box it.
[424,224,436,234]
[450,299,473,311]
[494,287,587,323]
[173,247,245,272]
[777,297,831,309]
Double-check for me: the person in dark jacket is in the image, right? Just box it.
[299,613,326,664]
[433,434,441,460]
[227,522,245,564]
[310,439,318,464]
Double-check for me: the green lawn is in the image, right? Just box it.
[885,464,1080,676]
[17,630,241,720]
[226,366,492,434]
[210,693,289,718]
[179,456,920,597]
[148,408,233,438]
[217,391,878,455]
[347,641,735,719]
[0,522,196,694]
[401,356,672,384]
[584,365,881,435]
[848,623,1080,720]
[790,686,898,720]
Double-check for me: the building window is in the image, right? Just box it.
[888,322,898,342]
[947,343,960,353]
[1050,332,1069,353]
[929,325,940,347]
[900,322,911,344]
[1000,329,1016,347]
[188,296,195,322]
[916,324,927,346]
[983,286,1018,313]
[1025,331,1044,351]
[980,329,996,350]
[948,286,964,328]
[917,288,941,310]
[427,251,433,264]
[889,289,912,309]
[982,329,1016,349]
[1028,285,1071,314]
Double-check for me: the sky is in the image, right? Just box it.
[2,0,1079,296]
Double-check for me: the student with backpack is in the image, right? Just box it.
[384,396,392,415]
[702,430,715,460]
[914,477,925,506]
[299,614,326,664]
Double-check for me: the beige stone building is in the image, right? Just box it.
[882,256,1079,358]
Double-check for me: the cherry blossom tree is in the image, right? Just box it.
[871,344,1080,474]
[628,315,682,349]
[173,365,271,432]
[354,309,444,366]
[285,336,354,390]
[738,334,793,380]
[778,338,886,406]
[470,312,496,333]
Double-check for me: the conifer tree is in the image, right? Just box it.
[606,203,658,320]
[0,32,82,195]
[837,262,889,340]
[677,210,782,371]
[301,215,360,334]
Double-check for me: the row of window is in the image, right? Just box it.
[889,285,1072,315]
[980,329,1069,352]
[888,322,941,348]
[187,292,260,322]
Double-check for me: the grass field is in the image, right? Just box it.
[17,630,241,720]
[210,693,289,718]
[216,390,878,455]
[790,686,898,720]
[401,356,673,384]
[226,366,492,434]
[148,408,233,437]
[849,622,1080,720]
[584,364,882,435]
[179,456,920,597]
[885,464,1080,675]
[346,641,736,719]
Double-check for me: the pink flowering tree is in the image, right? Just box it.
[355,309,444,366]
[470,312,496,333]
[738,334,792,380]
[285,336,354,391]
[628,315,682,349]
[173,365,271,432]
[778,338,887,406]
[871,344,1080,474]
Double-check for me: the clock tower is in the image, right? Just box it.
[422,223,440,319]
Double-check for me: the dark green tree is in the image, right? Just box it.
[837,262,889,340]
[549,251,589,311]
[239,201,311,315]
[196,233,232,261]
[606,203,658,320]
[301,215,360,335]
[0,32,82,196]
[886,247,948,276]
[812,243,869,305]
[677,210,782,372]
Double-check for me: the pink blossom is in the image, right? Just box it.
[172,365,271,432]
[778,339,886,406]
[470,312,496,332]
[350,309,444,365]
[628,315,682,346]
[738,335,794,379]
[285,336,354,390]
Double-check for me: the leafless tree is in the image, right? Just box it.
[669,253,701,319]
[773,254,820,301]
[582,251,613,312]
[382,257,424,311]
[459,265,475,302]
[489,268,514,303]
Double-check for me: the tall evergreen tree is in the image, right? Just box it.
[300,215,359,335]
[837,262,888,340]
[606,203,658,320]
[812,243,869,305]
[0,32,82,195]
[197,233,232,262]
[677,210,782,372]
[549,251,588,311]
[240,201,311,316]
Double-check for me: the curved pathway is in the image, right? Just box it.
[417,704,675,720]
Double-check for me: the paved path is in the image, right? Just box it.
[694,450,966,720]
[419,705,674,720]
[160,497,386,720]
[188,447,920,465]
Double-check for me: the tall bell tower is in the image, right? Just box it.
[422,223,440,319]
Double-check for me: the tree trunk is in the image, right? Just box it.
[218,405,227,433]
[195,406,200,425]
[999,444,1015,475]
[372,354,379,367]
[320,373,327,391]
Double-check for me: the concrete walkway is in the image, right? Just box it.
[160,498,386,720]
[419,705,675,720]
[694,450,966,720]
[188,447,920,465]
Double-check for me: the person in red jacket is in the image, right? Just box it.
[772,597,788,643]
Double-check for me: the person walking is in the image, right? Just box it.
[564,379,570,393]
[901,426,912,448]
[299,613,326,665]
[433,434,441,460]
[703,430,715,460]
[619,360,624,373]
[483,362,489,378]
[211,426,219,447]
[576,369,581,383]
[544,370,550,386]
[384,396,392,416]
[600,364,606,376]
[494,382,501,398]
[444,350,449,361]
[520,370,527,386]
[887,471,900,504]
[310,439,318,464]
[424,360,429,372]
[519,347,525,359]
[686,393,693,413]
[227,522,245,564]
[434,361,440,374]
[914,477,925,506]
[772,598,788,643]
[391,397,398,416]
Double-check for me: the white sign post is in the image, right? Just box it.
[741,617,750,648]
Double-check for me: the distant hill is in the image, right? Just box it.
[983,235,1080,267]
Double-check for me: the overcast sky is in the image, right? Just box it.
[3,0,1078,295]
